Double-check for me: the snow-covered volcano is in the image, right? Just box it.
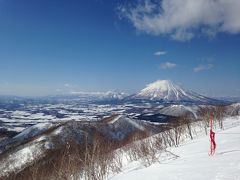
[134,80,215,103]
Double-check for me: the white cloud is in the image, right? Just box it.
[194,64,214,72]
[154,51,167,56]
[160,62,176,69]
[119,0,240,41]
[56,89,62,92]
[64,83,71,87]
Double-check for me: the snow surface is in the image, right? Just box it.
[110,116,240,180]
[159,104,199,118]
[227,103,240,115]
[14,122,54,141]
[0,137,46,177]
[101,115,146,140]
[108,115,145,131]
[108,115,122,124]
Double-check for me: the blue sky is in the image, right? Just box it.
[0,0,239,97]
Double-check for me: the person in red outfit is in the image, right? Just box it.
[210,129,216,155]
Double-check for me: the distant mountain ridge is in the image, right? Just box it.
[69,91,128,100]
[0,80,224,105]
[44,91,128,103]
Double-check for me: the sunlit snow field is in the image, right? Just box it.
[110,116,240,180]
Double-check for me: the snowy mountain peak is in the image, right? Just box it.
[137,80,186,101]
[135,80,213,103]
[141,80,179,94]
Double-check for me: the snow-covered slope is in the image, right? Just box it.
[0,117,159,177]
[100,115,152,140]
[0,121,89,177]
[110,116,240,180]
[0,123,58,153]
[134,80,216,103]
[226,103,240,116]
[159,104,199,118]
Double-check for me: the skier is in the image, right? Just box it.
[210,128,216,155]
